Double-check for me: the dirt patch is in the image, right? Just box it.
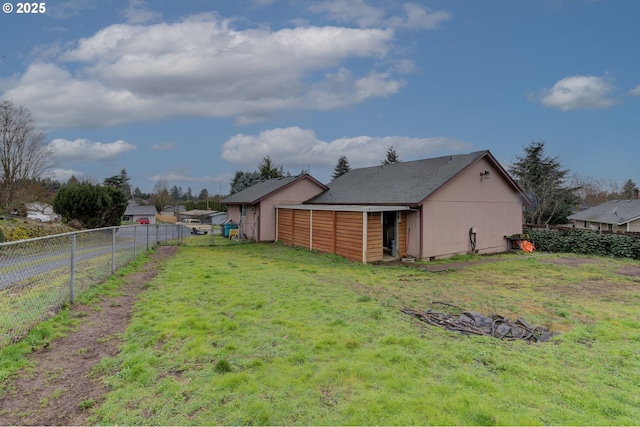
[615,266,640,277]
[540,278,637,301]
[539,257,598,267]
[0,245,177,426]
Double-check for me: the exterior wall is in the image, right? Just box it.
[256,180,325,241]
[406,210,420,257]
[628,219,640,232]
[311,211,336,253]
[420,157,524,259]
[366,212,383,263]
[397,211,407,258]
[277,208,365,263]
[335,212,364,262]
[227,205,241,224]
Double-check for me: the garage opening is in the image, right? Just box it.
[383,211,398,259]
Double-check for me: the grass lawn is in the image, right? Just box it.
[85,242,640,425]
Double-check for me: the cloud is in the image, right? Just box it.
[309,0,451,30]
[220,126,472,170]
[150,141,176,151]
[48,138,137,162]
[535,75,616,111]
[45,168,83,182]
[3,14,405,129]
[630,84,640,96]
[148,170,233,186]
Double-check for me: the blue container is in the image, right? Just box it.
[222,223,238,237]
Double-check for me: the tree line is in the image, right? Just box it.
[1,99,636,228]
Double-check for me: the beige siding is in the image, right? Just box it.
[628,219,640,232]
[257,179,325,241]
[227,205,241,224]
[421,157,523,259]
[406,211,420,257]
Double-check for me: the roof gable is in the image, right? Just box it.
[309,150,528,205]
[221,174,328,205]
[568,199,640,225]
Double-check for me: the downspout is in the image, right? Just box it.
[275,208,279,241]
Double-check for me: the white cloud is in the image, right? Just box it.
[220,126,472,170]
[536,75,616,111]
[630,84,640,96]
[309,0,451,30]
[150,141,176,151]
[45,168,83,182]
[49,138,137,162]
[148,171,232,186]
[3,14,403,129]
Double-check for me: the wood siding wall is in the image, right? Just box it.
[366,212,383,263]
[335,212,364,262]
[277,208,367,262]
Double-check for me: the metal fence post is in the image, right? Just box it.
[111,227,116,274]
[133,225,137,258]
[70,233,76,304]
[146,224,149,251]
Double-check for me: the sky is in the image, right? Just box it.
[1,0,638,195]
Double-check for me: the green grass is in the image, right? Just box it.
[85,244,639,425]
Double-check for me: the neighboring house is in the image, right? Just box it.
[276,150,531,263]
[220,174,328,241]
[210,211,228,225]
[567,198,640,232]
[179,209,218,223]
[124,205,158,224]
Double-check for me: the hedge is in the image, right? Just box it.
[525,228,640,260]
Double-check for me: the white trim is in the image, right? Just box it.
[275,204,413,212]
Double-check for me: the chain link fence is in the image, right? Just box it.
[0,224,189,349]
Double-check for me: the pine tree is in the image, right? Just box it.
[509,141,578,225]
[382,146,401,164]
[620,179,639,199]
[258,156,284,179]
[332,156,352,180]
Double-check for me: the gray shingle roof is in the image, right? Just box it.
[124,205,158,215]
[567,199,640,225]
[221,174,327,204]
[310,150,496,205]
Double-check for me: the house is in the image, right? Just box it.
[276,150,531,263]
[220,174,328,241]
[567,197,640,232]
[179,209,218,224]
[210,211,228,225]
[124,205,158,224]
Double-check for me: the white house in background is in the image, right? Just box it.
[567,198,640,232]
[124,205,158,224]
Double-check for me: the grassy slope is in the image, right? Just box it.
[88,243,640,425]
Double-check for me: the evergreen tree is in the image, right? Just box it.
[620,179,639,199]
[382,146,401,165]
[332,155,352,180]
[229,171,261,195]
[258,156,284,179]
[509,141,578,225]
[53,183,127,228]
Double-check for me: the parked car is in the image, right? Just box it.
[137,217,150,224]
[27,211,52,222]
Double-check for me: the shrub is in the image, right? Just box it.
[526,228,640,260]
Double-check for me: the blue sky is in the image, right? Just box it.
[1,0,638,194]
